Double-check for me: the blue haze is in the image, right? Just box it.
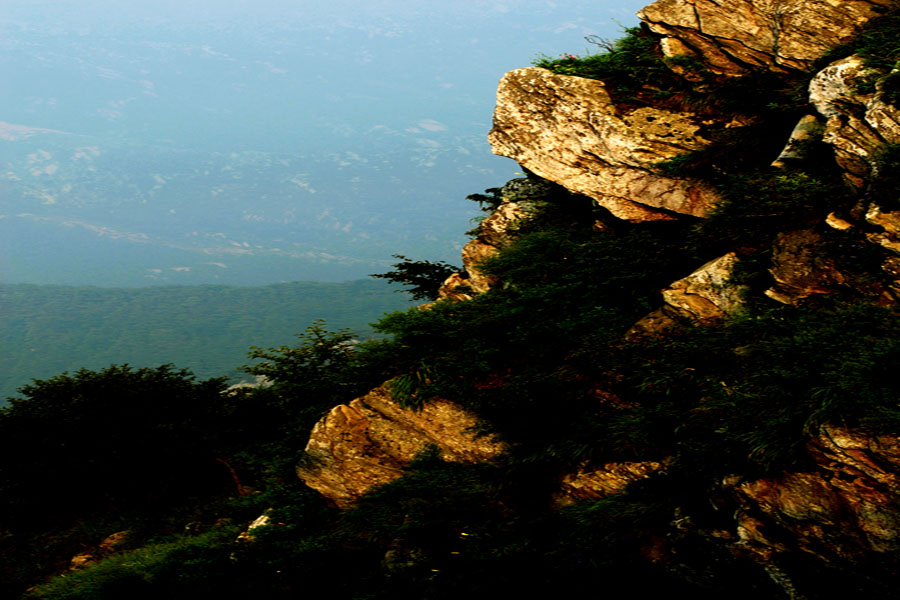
[0,0,647,286]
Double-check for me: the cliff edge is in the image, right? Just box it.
[294,1,900,597]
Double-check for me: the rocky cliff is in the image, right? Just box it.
[295,1,900,597]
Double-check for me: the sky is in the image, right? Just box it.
[0,0,649,286]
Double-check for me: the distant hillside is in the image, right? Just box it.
[0,278,412,401]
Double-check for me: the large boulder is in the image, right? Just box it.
[298,385,506,507]
[488,67,719,222]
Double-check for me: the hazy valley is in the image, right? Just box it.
[0,0,643,286]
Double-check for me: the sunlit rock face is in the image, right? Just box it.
[732,425,900,571]
[807,54,900,188]
[488,67,718,222]
[867,204,900,255]
[639,0,894,76]
[297,385,506,507]
[555,460,669,506]
[661,252,745,321]
[629,252,745,336]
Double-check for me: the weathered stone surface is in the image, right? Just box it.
[477,200,527,248]
[629,253,745,336]
[765,229,846,305]
[866,203,900,255]
[661,252,745,321]
[237,513,275,543]
[69,531,129,570]
[488,67,719,222]
[809,55,873,118]
[732,424,900,568]
[826,211,854,231]
[555,459,669,506]
[457,238,500,294]
[823,113,884,189]
[866,88,900,145]
[298,385,506,507]
[639,0,894,76]
[762,218,894,305]
[435,272,474,303]
[810,55,900,188]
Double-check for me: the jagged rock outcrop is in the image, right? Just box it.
[639,0,894,76]
[630,252,745,335]
[488,67,719,222]
[294,3,900,593]
[298,385,506,507]
[69,531,129,570]
[438,177,552,300]
[731,425,900,583]
[809,54,900,188]
[555,459,669,506]
[443,238,500,300]
[661,252,745,320]
[867,204,900,256]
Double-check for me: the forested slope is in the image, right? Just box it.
[1,279,411,401]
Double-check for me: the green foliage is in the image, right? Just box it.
[880,70,900,106]
[466,187,504,212]
[244,320,367,403]
[683,67,810,118]
[0,364,256,597]
[616,302,900,472]
[532,27,679,104]
[243,320,401,415]
[822,8,900,73]
[695,172,850,250]
[0,365,233,526]
[654,118,805,181]
[534,24,809,121]
[25,528,240,600]
[372,214,706,461]
[370,254,460,301]
[819,226,889,287]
